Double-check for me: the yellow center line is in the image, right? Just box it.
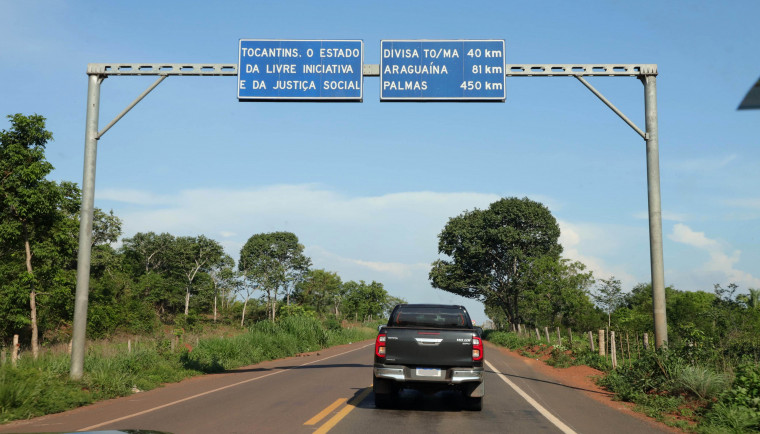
[304,398,347,426]
[314,386,372,434]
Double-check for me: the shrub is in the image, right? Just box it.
[673,365,730,400]
[722,363,760,414]
[546,346,574,368]
[573,348,612,372]
[702,402,760,433]
[483,330,535,349]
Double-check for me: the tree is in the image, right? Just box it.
[121,232,184,319]
[592,276,624,330]
[208,254,237,323]
[737,288,760,310]
[294,269,342,316]
[519,256,596,329]
[0,114,58,358]
[429,197,562,326]
[174,235,224,316]
[239,232,311,321]
[342,280,388,321]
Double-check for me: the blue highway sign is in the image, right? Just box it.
[380,40,505,101]
[238,39,363,101]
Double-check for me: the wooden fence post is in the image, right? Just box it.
[598,330,605,357]
[556,327,562,347]
[535,328,540,340]
[568,328,573,350]
[643,333,649,350]
[12,334,19,367]
[544,327,550,343]
[588,331,595,352]
[128,339,132,353]
[610,331,617,369]
[626,332,631,361]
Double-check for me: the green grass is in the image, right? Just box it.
[0,317,375,424]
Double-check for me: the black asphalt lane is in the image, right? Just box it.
[0,340,673,434]
[330,367,563,434]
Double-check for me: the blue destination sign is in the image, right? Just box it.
[238,39,363,101]
[380,40,506,101]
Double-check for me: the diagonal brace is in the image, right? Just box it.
[96,75,168,139]
[575,75,646,140]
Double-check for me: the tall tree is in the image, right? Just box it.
[174,235,224,316]
[294,269,342,316]
[121,232,182,318]
[429,197,562,326]
[342,280,389,321]
[0,114,58,358]
[519,256,596,328]
[208,254,237,323]
[737,288,760,310]
[239,232,311,321]
[592,276,624,330]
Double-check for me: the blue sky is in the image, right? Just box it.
[2,1,759,323]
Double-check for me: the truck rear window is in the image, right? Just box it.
[390,307,470,329]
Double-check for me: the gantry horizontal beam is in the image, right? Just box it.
[505,64,657,77]
[89,63,657,78]
[87,63,238,76]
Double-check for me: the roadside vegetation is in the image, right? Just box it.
[430,194,760,432]
[0,316,376,423]
[483,286,760,434]
[0,113,397,423]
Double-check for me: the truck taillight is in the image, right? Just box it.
[375,334,387,358]
[472,336,483,361]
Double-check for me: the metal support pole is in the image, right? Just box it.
[643,75,667,348]
[70,74,103,380]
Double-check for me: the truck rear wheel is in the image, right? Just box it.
[466,396,483,411]
[373,376,397,408]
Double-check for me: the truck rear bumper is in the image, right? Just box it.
[374,365,483,383]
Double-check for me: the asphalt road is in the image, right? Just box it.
[0,341,671,434]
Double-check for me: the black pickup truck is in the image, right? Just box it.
[372,304,484,410]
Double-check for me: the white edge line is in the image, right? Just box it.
[485,359,577,434]
[79,342,374,431]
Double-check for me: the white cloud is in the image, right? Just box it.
[668,223,760,289]
[670,223,719,249]
[559,220,640,288]
[307,246,428,279]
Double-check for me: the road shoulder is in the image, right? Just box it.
[485,341,682,433]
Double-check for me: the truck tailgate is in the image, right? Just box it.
[384,328,475,367]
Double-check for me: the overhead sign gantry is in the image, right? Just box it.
[70,39,666,381]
